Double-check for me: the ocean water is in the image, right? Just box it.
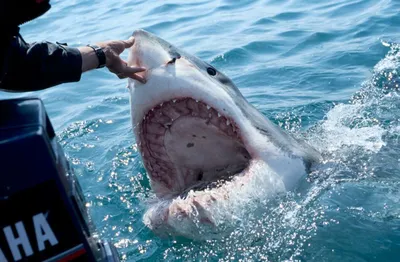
[1,0,400,261]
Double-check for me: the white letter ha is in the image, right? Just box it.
[33,213,58,251]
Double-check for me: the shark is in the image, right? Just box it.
[126,29,321,239]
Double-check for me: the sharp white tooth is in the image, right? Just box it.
[218,113,221,118]
[160,103,163,106]
[195,100,199,103]
[173,99,176,103]
[206,105,210,110]
[208,113,212,118]
[151,108,154,111]
[226,120,230,125]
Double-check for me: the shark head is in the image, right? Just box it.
[127,29,321,238]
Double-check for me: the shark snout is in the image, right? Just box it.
[132,29,151,39]
[129,29,185,71]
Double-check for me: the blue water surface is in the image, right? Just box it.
[2,0,400,261]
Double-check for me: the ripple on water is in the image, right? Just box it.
[273,11,307,21]
[253,17,278,26]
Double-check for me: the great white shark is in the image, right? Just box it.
[127,29,321,239]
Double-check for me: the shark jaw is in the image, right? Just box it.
[127,29,321,238]
[138,97,252,199]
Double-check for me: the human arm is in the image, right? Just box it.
[0,33,145,92]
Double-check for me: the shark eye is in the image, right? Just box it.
[207,67,217,76]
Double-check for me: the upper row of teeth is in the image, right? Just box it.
[144,100,227,121]
[142,102,237,134]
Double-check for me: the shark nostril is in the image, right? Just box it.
[167,58,177,65]
[167,54,182,65]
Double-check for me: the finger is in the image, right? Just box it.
[116,55,146,74]
[117,70,146,83]
[129,74,146,83]
[112,66,146,83]
[123,36,135,48]
[121,66,147,83]
[107,52,147,83]
[124,65,146,74]
[109,39,133,55]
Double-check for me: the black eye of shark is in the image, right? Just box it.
[207,67,217,76]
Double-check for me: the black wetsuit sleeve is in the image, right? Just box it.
[0,34,83,92]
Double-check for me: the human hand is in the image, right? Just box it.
[96,37,146,83]
[79,37,146,82]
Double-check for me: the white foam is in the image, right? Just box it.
[310,44,400,155]
[374,43,400,72]
[143,160,287,239]
[311,103,386,154]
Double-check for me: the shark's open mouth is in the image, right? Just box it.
[138,97,252,199]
